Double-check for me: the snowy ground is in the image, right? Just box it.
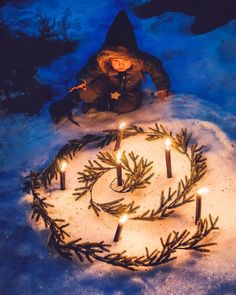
[1,0,236,294]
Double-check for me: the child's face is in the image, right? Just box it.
[111,58,132,72]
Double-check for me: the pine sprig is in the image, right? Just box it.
[97,151,118,167]
[51,238,111,262]
[97,130,117,149]
[100,125,145,149]
[73,151,154,214]
[39,134,103,188]
[146,124,192,155]
[173,128,192,154]
[124,125,145,138]
[88,198,140,217]
[131,125,206,221]
[92,215,219,270]
[31,179,112,262]
[146,123,172,140]
[31,182,70,243]
[121,152,154,192]
[190,143,207,182]
[73,157,113,201]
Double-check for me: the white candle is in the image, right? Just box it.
[195,187,208,224]
[113,214,128,242]
[165,138,172,178]
[114,122,126,151]
[60,160,67,190]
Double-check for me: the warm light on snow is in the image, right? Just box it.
[2,1,236,293]
[119,214,128,224]
[197,187,209,195]
[119,122,126,130]
[165,138,172,150]
[60,160,67,172]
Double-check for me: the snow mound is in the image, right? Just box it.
[22,97,236,275]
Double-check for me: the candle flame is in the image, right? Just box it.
[116,151,122,162]
[60,160,67,172]
[119,214,128,224]
[197,187,209,194]
[165,138,172,149]
[119,122,126,130]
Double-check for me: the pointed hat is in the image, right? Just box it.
[102,10,139,53]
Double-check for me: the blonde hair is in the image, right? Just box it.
[96,46,143,75]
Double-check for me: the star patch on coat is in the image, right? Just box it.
[110,91,121,100]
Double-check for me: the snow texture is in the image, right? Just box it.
[0,1,236,294]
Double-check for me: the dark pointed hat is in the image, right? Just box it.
[102,10,139,53]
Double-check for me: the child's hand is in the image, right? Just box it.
[154,89,173,100]
[69,80,87,92]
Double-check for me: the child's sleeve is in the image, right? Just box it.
[141,51,171,90]
[75,55,103,84]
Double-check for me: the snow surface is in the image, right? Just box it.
[1,1,236,294]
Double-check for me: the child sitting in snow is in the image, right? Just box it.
[49,11,172,124]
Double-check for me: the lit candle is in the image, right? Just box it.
[60,160,67,190]
[114,122,126,151]
[165,138,172,178]
[195,188,208,225]
[113,214,128,242]
[116,151,123,186]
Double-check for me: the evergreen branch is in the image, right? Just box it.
[146,124,192,156]
[90,215,219,270]
[30,176,112,262]
[30,178,70,243]
[120,152,154,193]
[131,136,206,221]
[39,134,103,188]
[88,198,140,217]
[124,125,145,138]
[99,125,145,149]
[146,123,172,140]
[73,151,119,200]
[74,151,154,216]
